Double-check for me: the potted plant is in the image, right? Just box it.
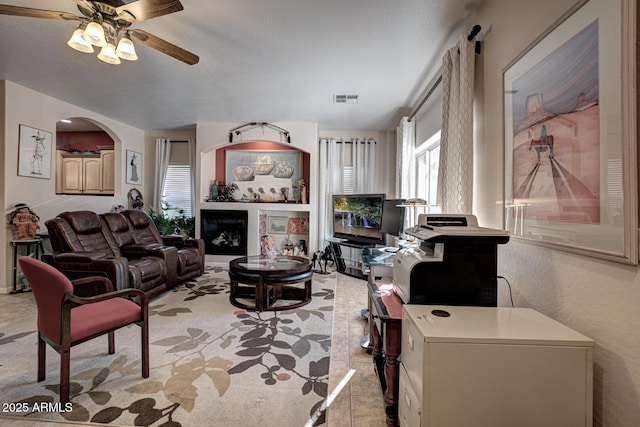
[149,203,195,237]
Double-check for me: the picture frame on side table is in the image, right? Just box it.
[503,0,637,264]
[18,124,52,179]
[126,150,142,185]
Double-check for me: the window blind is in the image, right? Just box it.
[162,164,192,217]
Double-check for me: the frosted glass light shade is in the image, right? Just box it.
[67,28,94,53]
[97,43,121,64]
[115,35,138,61]
[82,21,107,47]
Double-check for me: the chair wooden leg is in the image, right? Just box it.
[60,347,71,404]
[141,323,149,378]
[37,334,46,382]
[108,331,115,354]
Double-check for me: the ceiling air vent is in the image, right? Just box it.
[334,94,359,104]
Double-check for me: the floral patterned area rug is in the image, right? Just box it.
[0,267,336,427]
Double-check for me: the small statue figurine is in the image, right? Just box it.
[6,203,40,240]
[210,180,218,201]
[311,246,333,275]
[299,179,307,204]
[280,187,289,202]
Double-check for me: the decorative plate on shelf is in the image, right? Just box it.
[273,161,294,178]
[232,165,254,181]
[253,155,276,175]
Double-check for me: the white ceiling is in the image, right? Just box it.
[0,0,482,131]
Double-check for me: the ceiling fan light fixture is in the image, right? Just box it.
[116,33,138,61]
[67,24,94,54]
[97,43,121,65]
[82,21,107,47]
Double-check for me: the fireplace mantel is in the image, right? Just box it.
[199,201,314,265]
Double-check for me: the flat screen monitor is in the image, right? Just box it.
[380,199,406,237]
[332,194,386,245]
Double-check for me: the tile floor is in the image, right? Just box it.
[0,271,387,427]
[326,273,387,427]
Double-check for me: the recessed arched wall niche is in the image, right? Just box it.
[55,117,116,195]
[214,141,311,202]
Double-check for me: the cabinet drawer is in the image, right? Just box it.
[401,310,425,399]
[398,364,422,427]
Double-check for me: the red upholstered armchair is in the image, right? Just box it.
[18,257,149,404]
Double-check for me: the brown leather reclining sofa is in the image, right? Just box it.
[44,210,205,299]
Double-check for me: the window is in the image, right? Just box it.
[415,130,441,213]
[162,164,192,217]
[343,166,355,194]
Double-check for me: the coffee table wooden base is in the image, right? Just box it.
[229,281,312,311]
[228,257,313,311]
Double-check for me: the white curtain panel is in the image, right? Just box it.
[187,138,196,215]
[437,32,475,213]
[352,139,377,193]
[318,138,343,249]
[153,138,172,211]
[396,117,415,199]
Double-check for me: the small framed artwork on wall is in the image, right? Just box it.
[268,216,288,234]
[126,150,142,185]
[18,124,52,179]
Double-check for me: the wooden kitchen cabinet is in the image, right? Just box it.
[100,150,115,193]
[57,150,114,195]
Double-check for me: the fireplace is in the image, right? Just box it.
[200,209,248,256]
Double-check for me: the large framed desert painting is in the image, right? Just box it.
[503,0,637,264]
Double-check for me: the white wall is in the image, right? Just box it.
[317,130,396,198]
[474,0,640,424]
[1,80,146,293]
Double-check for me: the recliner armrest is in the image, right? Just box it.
[72,276,114,296]
[51,251,111,263]
[163,236,205,252]
[162,234,188,247]
[43,254,131,291]
[121,244,178,287]
[121,243,163,257]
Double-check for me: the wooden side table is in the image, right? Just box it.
[368,281,402,427]
[11,238,44,294]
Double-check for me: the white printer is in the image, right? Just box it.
[393,214,509,305]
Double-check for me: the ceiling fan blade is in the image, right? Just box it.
[131,29,199,65]
[0,5,79,20]
[116,0,183,23]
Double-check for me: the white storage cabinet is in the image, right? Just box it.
[399,305,594,427]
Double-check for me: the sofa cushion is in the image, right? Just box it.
[102,213,130,233]
[125,209,152,229]
[60,211,103,234]
[101,213,136,247]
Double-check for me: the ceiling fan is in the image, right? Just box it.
[0,0,199,65]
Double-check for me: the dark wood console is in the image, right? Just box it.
[367,281,402,427]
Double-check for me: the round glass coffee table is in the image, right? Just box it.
[228,255,313,311]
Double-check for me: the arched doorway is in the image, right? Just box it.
[55,117,115,195]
